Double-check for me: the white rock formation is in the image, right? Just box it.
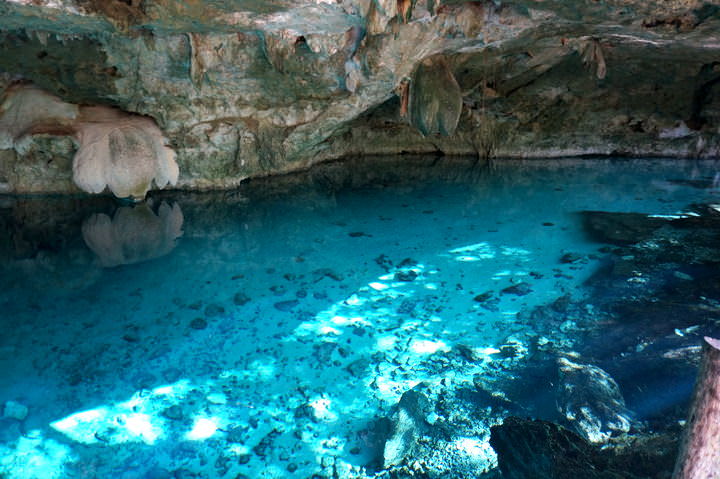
[0,85,178,199]
[0,84,77,149]
[73,106,179,200]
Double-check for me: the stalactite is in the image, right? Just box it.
[397,78,410,118]
[408,56,462,136]
[581,39,607,80]
[187,32,204,89]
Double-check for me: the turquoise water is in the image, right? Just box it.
[0,158,719,478]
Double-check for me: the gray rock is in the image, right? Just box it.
[383,385,432,468]
[274,299,299,312]
[556,357,632,443]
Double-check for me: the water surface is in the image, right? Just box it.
[1,157,719,478]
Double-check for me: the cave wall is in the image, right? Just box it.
[0,0,719,195]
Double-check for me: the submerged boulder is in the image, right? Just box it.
[490,417,613,479]
[383,385,432,467]
[490,417,678,479]
[557,357,632,443]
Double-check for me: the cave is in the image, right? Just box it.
[1,1,719,478]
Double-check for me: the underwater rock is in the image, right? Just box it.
[226,426,246,444]
[502,282,532,296]
[394,270,418,282]
[233,292,251,306]
[204,303,225,317]
[581,211,669,245]
[557,357,632,443]
[274,299,300,311]
[2,400,28,421]
[383,385,432,468]
[253,429,281,458]
[374,254,394,271]
[473,291,495,303]
[559,252,586,264]
[161,405,184,421]
[190,318,207,330]
[82,201,183,267]
[491,417,680,479]
[490,417,610,479]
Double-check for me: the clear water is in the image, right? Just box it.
[1,157,719,478]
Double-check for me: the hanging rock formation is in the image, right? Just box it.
[0,85,178,199]
[408,55,463,136]
[0,0,718,195]
[73,106,178,200]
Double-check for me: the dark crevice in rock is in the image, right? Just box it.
[688,62,720,130]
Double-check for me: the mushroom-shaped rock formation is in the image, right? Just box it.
[82,201,183,267]
[73,106,179,201]
[0,84,178,200]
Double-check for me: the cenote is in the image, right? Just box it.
[1,157,720,478]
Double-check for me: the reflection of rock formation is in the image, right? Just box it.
[82,201,183,267]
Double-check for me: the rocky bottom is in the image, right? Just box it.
[0,157,718,479]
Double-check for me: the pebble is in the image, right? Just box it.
[190,317,208,329]
[502,282,532,296]
[473,291,494,303]
[207,392,227,405]
[233,292,251,305]
[395,270,418,282]
[560,252,585,264]
[226,426,246,444]
[205,304,225,317]
[274,299,299,311]
[162,405,184,421]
